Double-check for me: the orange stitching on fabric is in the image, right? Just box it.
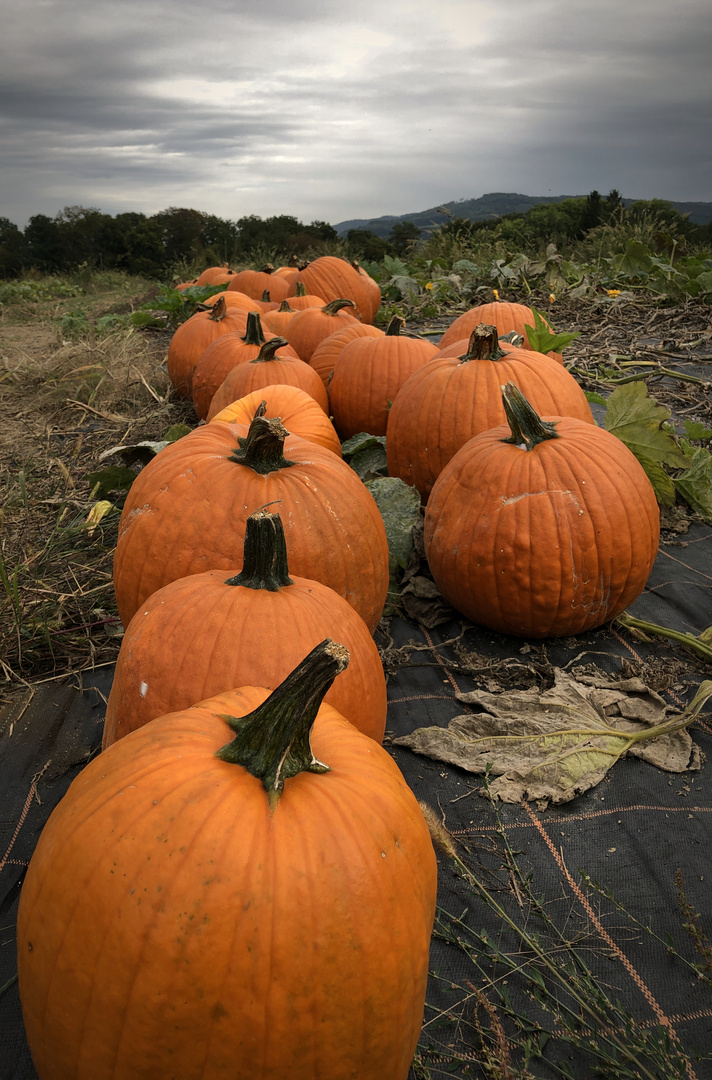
[0,762,50,875]
[418,622,463,694]
[659,546,712,582]
[524,801,698,1080]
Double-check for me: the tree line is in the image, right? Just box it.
[2,192,709,279]
[0,207,339,279]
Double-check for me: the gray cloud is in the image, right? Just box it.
[1,0,710,227]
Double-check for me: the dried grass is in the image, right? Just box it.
[0,308,193,705]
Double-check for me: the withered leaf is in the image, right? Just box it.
[394,669,710,808]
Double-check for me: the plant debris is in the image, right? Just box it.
[395,669,711,808]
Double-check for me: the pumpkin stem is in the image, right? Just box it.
[259,264,275,274]
[277,300,296,313]
[385,315,405,336]
[322,298,356,316]
[215,639,350,805]
[224,510,293,591]
[294,282,307,297]
[458,323,506,364]
[500,382,560,450]
[229,412,295,474]
[208,295,228,322]
[260,290,272,303]
[243,310,267,347]
[251,337,289,364]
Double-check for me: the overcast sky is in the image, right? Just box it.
[2,0,711,229]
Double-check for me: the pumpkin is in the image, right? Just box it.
[18,641,437,1080]
[226,264,291,303]
[309,322,384,390]
[113,412,390,631]
[201,290,261,315]
[206,340,329,418]
[424,383,660,638]
[289,256,380,324]
[190,311,299,421]
[261,299,299,337]
[282,281,326,311]
[166,296,248,397]
[194,264,236,286]
[386,324,594,502]
[437,300,562,361]
[284,298,359,362]
[328,316,439,439]
[209,388,341,455]
[104,510,386,747]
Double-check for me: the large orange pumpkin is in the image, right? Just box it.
[166,297,248,397]
[309,322,384,389]
[386,324,594,502]
[424,383,660,638]
[226,264,291,303]
[18,641,437,1080]
[206,342,329,417]
[210,388,341,455]
[104,510,386,746]
[437,300,561,360]
[289,256,380,324]
[190,312,299,421]
[329,316,439,439]
[113,412,390,631]
[284,298,359,362]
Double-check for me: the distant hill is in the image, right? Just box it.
[334,192,712,236]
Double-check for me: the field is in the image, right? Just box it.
[1,264,712,1078]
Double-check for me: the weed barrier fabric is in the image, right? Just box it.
[1,525,711,1079]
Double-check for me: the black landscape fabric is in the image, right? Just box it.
[1,521,711,1079]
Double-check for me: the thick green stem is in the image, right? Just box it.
[615,612,712,663]
[215,639,350,805]
[229,413,295,474]
[384,315,405,336]
[322,298,356,316]
[500,382,560,450]
[224,510,293,591]
[242,310,267,346]
[251,337,289,364]
[458,323,506,364]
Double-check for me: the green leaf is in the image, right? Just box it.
[584,390,607,406]
[695,270,712,294]
[673,447,712,523]
[364,477,421,573]
[163,423,193,443]
[683,420,712,442]
[603,382,688,468]
[635,454,676,507]
[130,311,166,328]
[340,432,388,481]
[87,466,137,499]
[523,308,580,354]
[611,238,653,278]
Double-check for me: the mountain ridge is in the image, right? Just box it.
[334,192,712,236]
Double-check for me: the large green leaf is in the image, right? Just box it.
[603,382,688,468]
[364,477,421,574]
[673,447,712,523]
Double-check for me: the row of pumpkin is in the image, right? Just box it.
[16,256,660,1077]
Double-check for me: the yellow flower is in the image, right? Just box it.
[493,288,499,300]
[424,282,434,291]
[606,289,621,297]
[549,293,556,303]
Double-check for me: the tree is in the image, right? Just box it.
[388,221,420,255]
[0,218,27,277]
